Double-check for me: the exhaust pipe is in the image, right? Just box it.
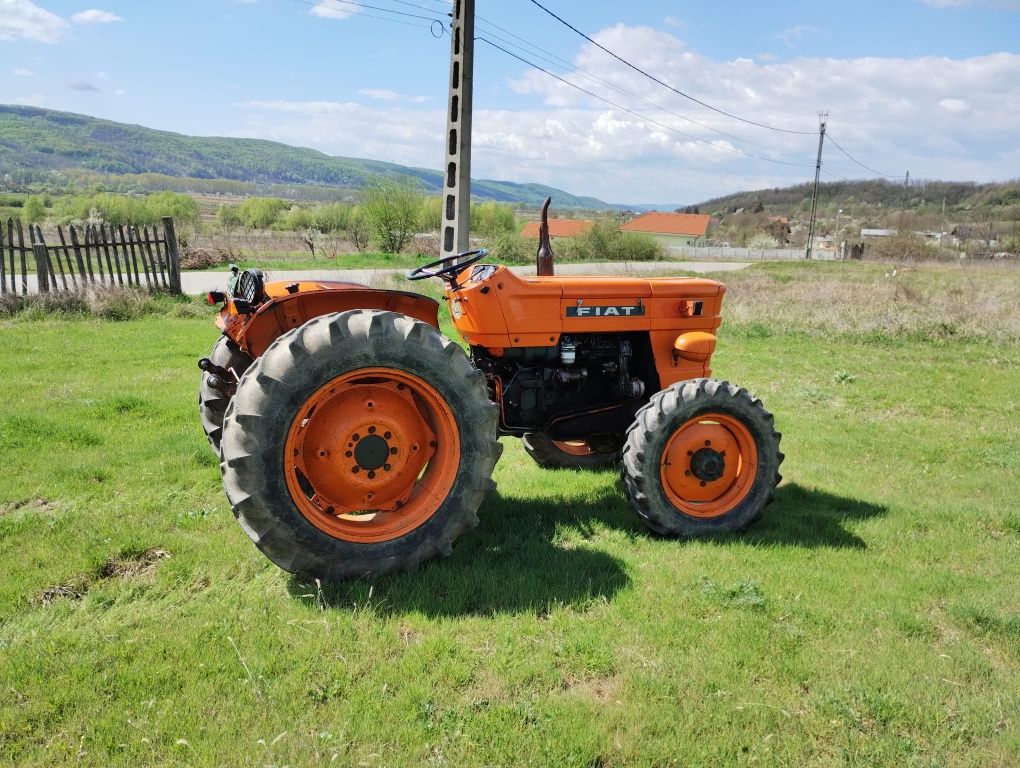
[537,196,554,276]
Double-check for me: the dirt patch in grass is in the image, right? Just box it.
[1,497,60,516]
[31,548,171,606]
[33,582,89,606]
[99,548,172,579]
[563,674,624,703]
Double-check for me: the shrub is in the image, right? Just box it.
[363,178,424,253]
[22,195,46,225]
[871,232,938,261]
[488,231,534,263]
[472,201,517,236]
[216,204,243,229]
[556,222,664,262]
[315,203,351,235]
[284,206,316,232]
[237,198,289,230]
[145,191,200,225]
[745,232,780,250]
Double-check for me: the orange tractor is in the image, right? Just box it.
[199,202,782,580]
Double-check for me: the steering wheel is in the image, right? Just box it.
[407,249,488,283]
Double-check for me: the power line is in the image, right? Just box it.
[821,167,853,184]
[825,133,898,179]
[524,0,816,136]
[478,36,814,169]
[472,21,785,153]
[289,0,446,25]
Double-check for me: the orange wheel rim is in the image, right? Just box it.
[552,440,597,457]
[283,367,460,543]
[660,412,757,519]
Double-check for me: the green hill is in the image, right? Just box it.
[693,178,1020,217]
[0,105,618,209]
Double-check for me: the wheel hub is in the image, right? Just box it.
[659,412,758,518]
[690,447,725,482]
[283,368,461,543]
[354,433,390,471]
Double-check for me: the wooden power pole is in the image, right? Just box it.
[898,171,910,233]
[441,0,476,260]
[805,113,827,260]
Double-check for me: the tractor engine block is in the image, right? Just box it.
[473,333,657,437]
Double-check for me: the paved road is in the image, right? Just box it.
[15,261,753,295]
[181,261,752,295]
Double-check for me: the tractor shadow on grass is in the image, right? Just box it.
[288,482,885,617]
[744,483,887,550]
[289,485,633,618]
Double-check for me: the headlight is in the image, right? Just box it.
[235,269,266,305]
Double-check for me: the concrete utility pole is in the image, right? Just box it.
[805,113,827,261]
[441,0,476,260]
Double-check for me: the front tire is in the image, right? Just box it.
[219,310,502,581]
[621,379,782,536]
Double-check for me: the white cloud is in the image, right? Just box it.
[70,9,122,24]
[69,79,100,92]
[309,1,358,20]
[13,67,36,76]
[939,98,971,113]
[0,0,68,43]
[358,88,401,101]
[920,0,1020,7]
[356,88,429,103]
[778,24,820,48]
[237,25,1020,204]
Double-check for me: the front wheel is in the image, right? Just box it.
[621,379,782,536]
[219,310,502,581]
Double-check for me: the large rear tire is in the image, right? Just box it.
[621,379,782,536]
[219,310,502,581]
[199,336,253,455]
[522,433,619,470]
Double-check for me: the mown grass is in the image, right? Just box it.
[0,262,1018,766]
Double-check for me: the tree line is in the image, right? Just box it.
[214,178,519,253]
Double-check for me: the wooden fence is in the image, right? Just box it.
[0,216,182,296]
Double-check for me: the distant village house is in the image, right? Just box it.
[619,212,712,248]
[520,219,593,239]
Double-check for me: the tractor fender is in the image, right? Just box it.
[219,283,440,358]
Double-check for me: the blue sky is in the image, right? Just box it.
[2,0,1019,204]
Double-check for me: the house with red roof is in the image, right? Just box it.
[619,212,712,248]
[520,219,593,239]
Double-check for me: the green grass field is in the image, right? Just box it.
[1,262,1018,766]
